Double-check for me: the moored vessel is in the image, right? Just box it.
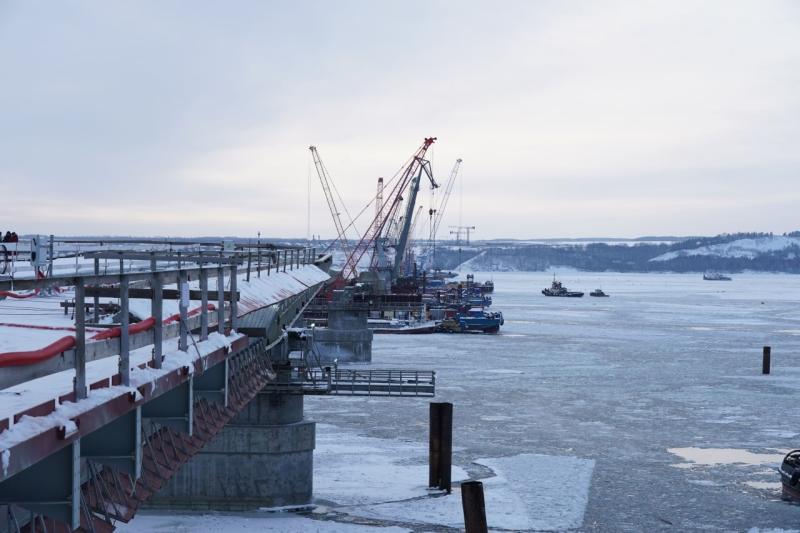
[589,289,609,297]
[437,308,504,334]
[780,449,800,502]
[542,276,584,297]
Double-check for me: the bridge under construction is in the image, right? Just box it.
[0,238,434,532]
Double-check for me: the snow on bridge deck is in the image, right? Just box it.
[0,264,330,479]
[0,264,329,352]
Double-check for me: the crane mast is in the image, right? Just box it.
[401,205,425,276]
[392,152,437,279]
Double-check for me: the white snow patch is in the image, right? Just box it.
[650,236,800,262]
[350,453,594,531]
[668,447,786,466]
[1,449,9,477]
[761,429,799,439]
[687,479,720,486]
[744,481,782,491]
[314,424,468,506]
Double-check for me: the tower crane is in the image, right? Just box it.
[450,225,476,268]
[450,225,476,245]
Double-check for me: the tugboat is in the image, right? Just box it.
[542,276,584,297]
[703,271,732,281]
[779,449,800,502]
[589,288,609,297]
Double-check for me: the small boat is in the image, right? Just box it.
[703,271,732,281]
[589,289,609,297]
[542,276,584,297]
[779,449,800,502]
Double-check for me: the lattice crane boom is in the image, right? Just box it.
[433,158,462,240]
[309,145,353,269]
[340,137,437,281]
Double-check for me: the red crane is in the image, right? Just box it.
[339,137,437,281]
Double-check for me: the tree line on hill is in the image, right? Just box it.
[431,232,800,273]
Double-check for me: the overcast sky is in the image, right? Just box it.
[1,1,798,239]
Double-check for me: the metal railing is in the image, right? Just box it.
[262,367,435,397]
[0,236,318,281]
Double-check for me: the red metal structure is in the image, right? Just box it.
[339,137,437,281]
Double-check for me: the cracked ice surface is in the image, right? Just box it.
[306,272,800,531]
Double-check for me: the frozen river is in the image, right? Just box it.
[310,272,800,531]
[124,272,800,532]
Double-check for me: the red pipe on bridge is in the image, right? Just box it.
[0,336,76,368]
[0,304,216,367]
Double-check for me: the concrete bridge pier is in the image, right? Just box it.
[313,287,373,363]
[147,391,314,510]
[147,334,315,510]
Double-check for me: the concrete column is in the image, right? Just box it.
[313,288,373,363]
[147,392,315,510]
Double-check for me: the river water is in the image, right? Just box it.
[123,271,800,532]
[306,271,800,531]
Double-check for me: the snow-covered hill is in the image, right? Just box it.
[650,236,800,262]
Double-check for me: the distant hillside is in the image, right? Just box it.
[454,232,800,273]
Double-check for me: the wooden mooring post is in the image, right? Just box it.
[461,480,488,533]
[763,345,771,375]
[429,402,453,493]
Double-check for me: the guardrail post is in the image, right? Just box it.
[257,246,262,278]
[229,265,238,331]
[763,346,771,375]
[217,265,225,334]
[47,234,54,277]
[120,275,130,385]
[283,250,287,272]
[200,266,209,341]
[152,273,163,368]
[93,257,100,323]
[178,270,189,351]
[74,278,87,399]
